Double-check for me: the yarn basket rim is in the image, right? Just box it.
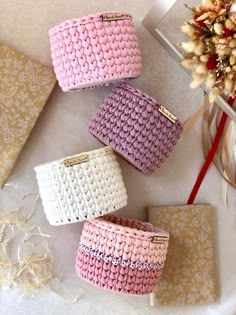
[87,214,169,242]
[49,12,132,35]
[34,146,113,171]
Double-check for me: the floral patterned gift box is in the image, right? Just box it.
[0,42,56,188]
[148,204,218,306]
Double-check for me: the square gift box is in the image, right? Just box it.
[142,0,236,123]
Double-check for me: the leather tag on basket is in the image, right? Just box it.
[64,154,89,167]
[158,105,177,123]
[102,13,125,21]
[148,204,218,306]
[0,42,56,188]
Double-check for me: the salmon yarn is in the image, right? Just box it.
[89,82,183,175]
[76,214,169,295]
[49,12,142,91]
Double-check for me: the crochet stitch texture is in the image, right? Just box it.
[49,12,142,91]
[35,147,127,225]
[76,214,169,295]
[89,82,183,175]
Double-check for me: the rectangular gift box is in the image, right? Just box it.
[143,0,236,123]
[148,204,218,306]
[0,42,56,188]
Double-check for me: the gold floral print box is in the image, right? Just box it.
[148,204,217,306]
[0,43,56,188]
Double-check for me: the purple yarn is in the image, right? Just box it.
[89,82,183,175]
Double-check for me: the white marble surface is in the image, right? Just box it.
[0,0,236,314]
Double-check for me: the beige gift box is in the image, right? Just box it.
[0,43,56,188]
[148,204,218,306]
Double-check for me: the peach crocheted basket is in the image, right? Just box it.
[49,12,142,91]
[76,214,169,295]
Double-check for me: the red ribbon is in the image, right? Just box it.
[187,96,235,205]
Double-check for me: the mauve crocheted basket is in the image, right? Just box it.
[89,82,183,175]
[76,214,169,295]
[49,12,142,91]
[34,147,127,226]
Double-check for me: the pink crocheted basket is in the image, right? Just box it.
[76,214,169,295]
[89,82,183,175]
[49,12,142,91]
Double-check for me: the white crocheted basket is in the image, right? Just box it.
[35,146,127,225]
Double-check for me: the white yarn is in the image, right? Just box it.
[78,243,163,271]
[35,146,127,225]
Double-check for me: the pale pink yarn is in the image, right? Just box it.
[76,214,169,295]
[49,12,142,91]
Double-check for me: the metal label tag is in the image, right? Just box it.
[64,154,89,167]
[158,105,177,123]
[150,235,169,244]
[102,13,125,22]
